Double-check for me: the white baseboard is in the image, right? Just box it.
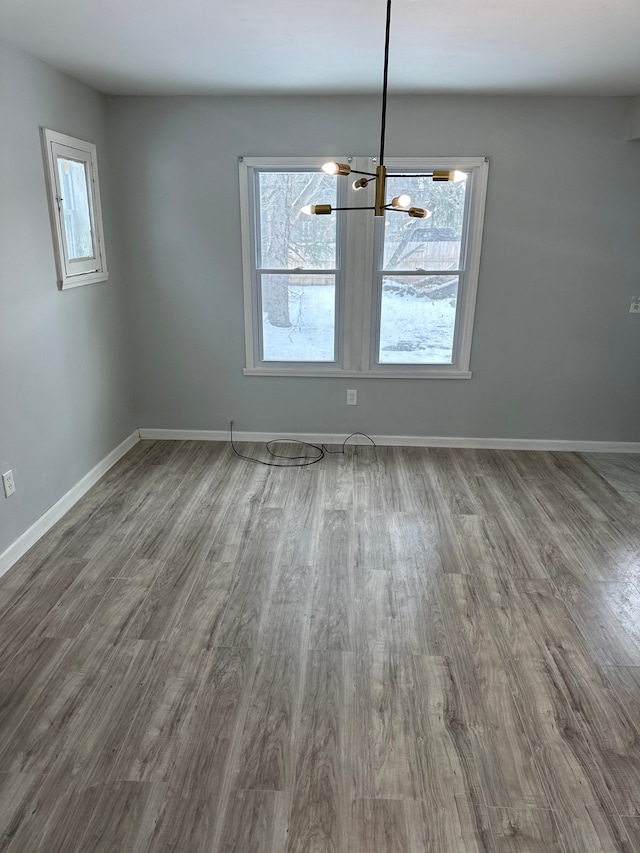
[139,428,640,454]
[0,430,140,579]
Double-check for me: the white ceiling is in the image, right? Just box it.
[1,0,640,97]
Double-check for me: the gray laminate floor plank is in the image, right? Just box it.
[552,569,640,665]
[1,442,640,852]
[233,649,303,792]
[486,806,565,852]
[546,644,640,818]
[215,788,281,853]
[140,736,231,853]
[210,506,286,649]
[354,649,423,801]
[404,795,494,853]
[44,639,163,791]
[509,656,633,851]
[1,767,104,853]
[285,649,353,853]
[278,477,323,567]
[0,560,87,665]
[355,651,485,806]
[0,660,107,775]
[308,509,355,652]
[0,637,70,759]
[350,797,410,853]
[141,646,256,853]
[603,666,640,734]
[169,559,236,650]
[581,453,640,494]
[108,636,217,782]
[621,816,640,853]
[258,563,312,656]
[74,780,170,853]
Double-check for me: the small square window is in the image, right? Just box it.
[41,128,108,290]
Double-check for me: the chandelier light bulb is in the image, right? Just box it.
[301,204,332,215]
[353,177,369,190]
[408,207,431,219]
[322,162,351,176]
[433,169,467,183]
[392,194,411,208]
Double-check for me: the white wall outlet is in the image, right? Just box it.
[2,470,16,498]
[347,389,358,406]
[630,297,640,313]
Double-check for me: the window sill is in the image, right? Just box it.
[243,368,472,379]
[59,271,109,290]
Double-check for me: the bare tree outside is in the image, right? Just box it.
[378,175,468,363]
[383,175,466,276]
[257,171,336,329]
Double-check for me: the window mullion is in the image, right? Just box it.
[360,163,378,372]
[343,156,377,372]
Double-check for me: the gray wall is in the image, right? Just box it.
[629,95,640,140]
[0,41,136,556]
[109,94,640,441]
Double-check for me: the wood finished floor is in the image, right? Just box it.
[1,441,640,852]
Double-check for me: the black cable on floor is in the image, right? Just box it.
[230,422,376,468]
[230,421,324,467]
[321,432,376,454]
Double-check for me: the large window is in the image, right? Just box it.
[41,129,108,290]
[240,156,488,378]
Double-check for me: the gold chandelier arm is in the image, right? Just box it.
[301,204,377,215]
[388,171,466,182]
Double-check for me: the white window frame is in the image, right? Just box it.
[41,128,109,290]
[240,156,349,373]
[240,156,488,378]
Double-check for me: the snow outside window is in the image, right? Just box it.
[240,157,488,378]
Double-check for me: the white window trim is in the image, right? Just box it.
[239,155,488,378]
[240,156,349,372]
[41,128,109,290]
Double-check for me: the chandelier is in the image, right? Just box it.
[301,0,466,220]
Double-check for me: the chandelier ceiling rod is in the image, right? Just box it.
[379,0,393,167]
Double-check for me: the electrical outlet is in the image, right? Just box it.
[347,389,358,406]
[630,297,640,314]
[2,470,16,498]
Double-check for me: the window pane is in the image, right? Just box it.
[383,174,467,271]
[257,171,337,270]
[378,275,458,364]
[56,157,94,260]
[261,274,335,362]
